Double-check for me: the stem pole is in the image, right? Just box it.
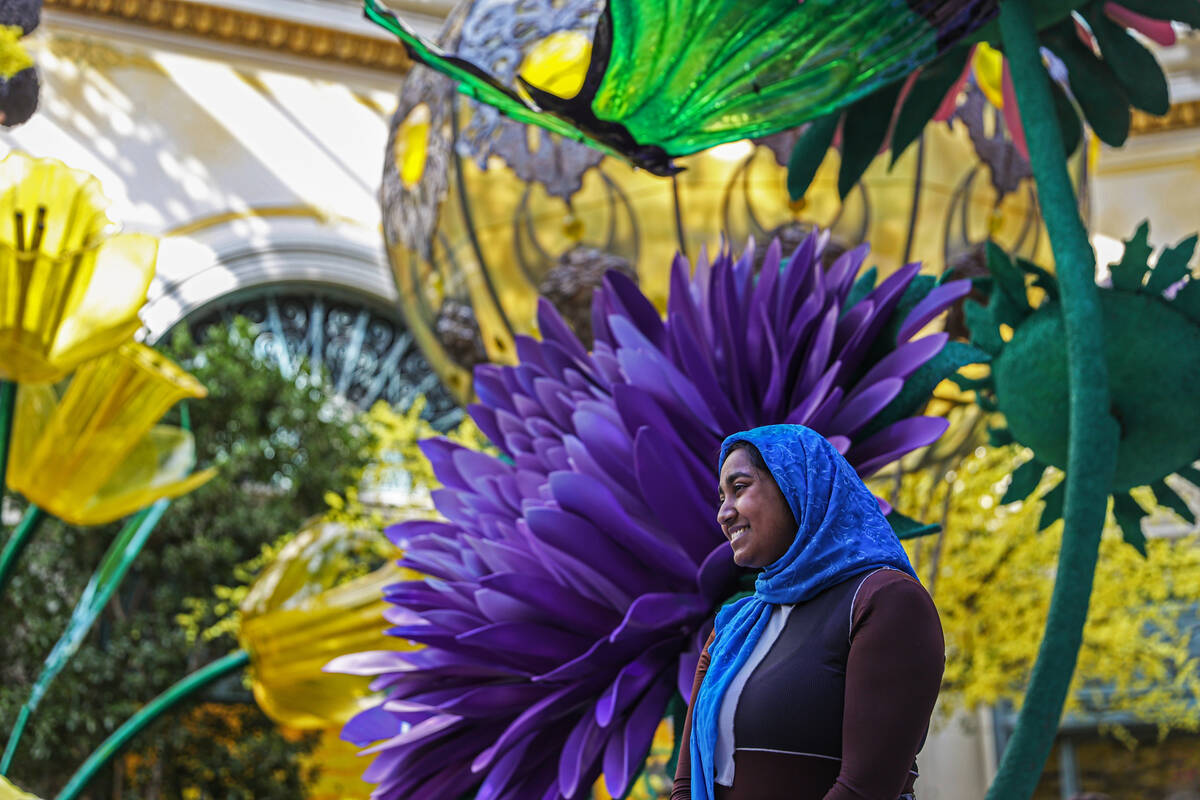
[0,380,15,499]
[0,506,46,599]
[54,650,250,800]
[987,1,1120,798]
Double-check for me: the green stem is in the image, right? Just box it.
[0,506,46,599]
[0,502,167,776]
[54,650,250,800]
[0,380,15,494]
[987,2,1120,799]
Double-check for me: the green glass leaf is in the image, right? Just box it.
[1114,0,1200,26]
[1038,480,1066,531]
[1003,457,1047,504]
[838,82,904,199]
[1082,5,1170,116]
[1112,491,1148,557]
[1151,478,1196,525]
[365,0,1000,174]
[1144,235,1198,296]
[888,509,940,540]
[787,113,840,201]
[1042,21,1130,147]
[890,47,971,165]
[1110,222,1153,292]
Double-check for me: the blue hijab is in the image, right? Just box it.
[690,424,917,800]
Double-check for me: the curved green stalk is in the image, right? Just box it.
[0,380,15,493]
[54,650,250,800]
[0,506,45,599]
[0,502,167,775]
[987,1,1120,798]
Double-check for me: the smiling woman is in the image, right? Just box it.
[676,424,945,800]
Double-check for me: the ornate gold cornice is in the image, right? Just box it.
[44,0,413,73]
[1131,100,1200,136]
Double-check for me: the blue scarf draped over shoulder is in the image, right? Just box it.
[689,424,917,800]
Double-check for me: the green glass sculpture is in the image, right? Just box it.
[364,0,1000,175]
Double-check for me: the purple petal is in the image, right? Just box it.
[849,416,951,477]
[897,279,971,342]
[602,675,674,797]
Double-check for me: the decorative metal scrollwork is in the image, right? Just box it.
[185,285,463,431]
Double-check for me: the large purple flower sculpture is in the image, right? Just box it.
[327,233,977,799]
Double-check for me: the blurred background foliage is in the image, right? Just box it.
[884,437,1200,733]
[0,317,376,799]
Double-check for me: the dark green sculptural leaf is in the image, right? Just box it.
[1039,480,1066,531]
[1111,0,1200,28]
[1049,77,1083,159]
[1042,21,1131,147]
[787,113,840,201]
[861,340,990,440]
[1109,222,1153,292]
[890,48,972,165]
[843,266,879,316]
[1151,479,1196,525]
[1003,456,1047,504]
[839,82,904,199]
[1112,492,1148,557]
[1144,235,1198,296]
[889,509,940,540]
[1082,5,1170,116]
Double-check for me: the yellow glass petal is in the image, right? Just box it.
[9,343,210,525]
[0,154,156,382]
[973,43,1006,110]
[63,466,217,527]
[292,727,377,800]
[0,776,41,800]
[0,27,33,79]
[242,564,411,729]
[0,152,112,255]
[394,103,431,190]
[519,30,591,98]
[240,520,418,729]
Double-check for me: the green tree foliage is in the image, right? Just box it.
[0,318,375,798]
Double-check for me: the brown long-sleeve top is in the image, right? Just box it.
[672,569,945,800]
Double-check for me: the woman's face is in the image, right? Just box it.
[717,448,796,568]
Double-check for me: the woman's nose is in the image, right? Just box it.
[717,501,735,525]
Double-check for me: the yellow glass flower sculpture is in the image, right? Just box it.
[239,519,417,730]
[0,151,157,383]
[0,775,40,800]
[7,342,215,525]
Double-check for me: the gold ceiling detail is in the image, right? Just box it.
[44,0,413,73]
[1131,101,1200,136]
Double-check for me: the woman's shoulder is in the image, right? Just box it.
[851,568,939,628]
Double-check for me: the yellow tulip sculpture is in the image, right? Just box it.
[0,151,157,383]
[0,776,40,800]
[238,519,420,799]
[7,342,215,526]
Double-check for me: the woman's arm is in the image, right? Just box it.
[671,631,715,800]
[825,571,945,800]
